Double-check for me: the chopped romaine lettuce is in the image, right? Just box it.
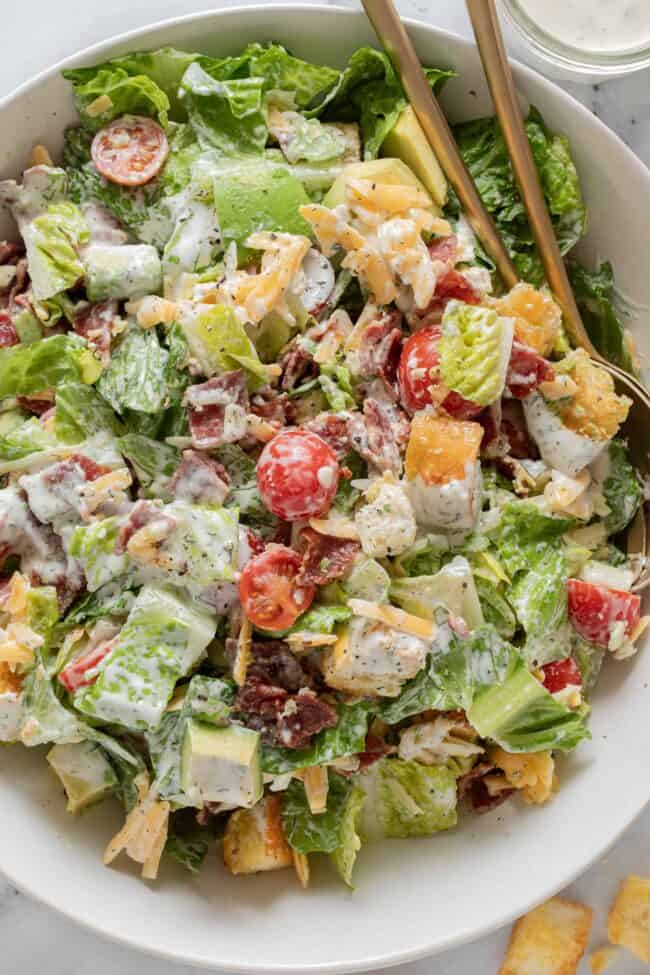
[331,784,365,887]
[0,334,101,398]
[439,301,513,406]
[69,516,132,591]
[0,417,57,462]
[165,826,210,874]
[489,501,574,576]
[84,243,162,302]
[509,545,570,666]
[390,556,483,626]
[180,63,267,157]
[282,773,353,854]
[592,439,642,535]
[97,325,169,415]
[61,582,136,629]
[568,261,636,374]
[62,65,170,130]
[178,303,267,388]
[116,433,180,498]
[369,758,457,838]
[474,577,517,640]
[55,382,125,444]
[289,604,352,634]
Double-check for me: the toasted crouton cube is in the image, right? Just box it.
[607,874,650,963]
[499,896,593,975]
[589,946,619,974]
[223,796,292,876]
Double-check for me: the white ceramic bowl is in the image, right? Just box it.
[1,6,649,972]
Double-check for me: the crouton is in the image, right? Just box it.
[499,896,593,975]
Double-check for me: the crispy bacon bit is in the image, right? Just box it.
[115,499,175,555]
[0,241,25,266]
[347,391,410,476]
[357,309,403,384]
[247,641,313,693]
[235,678,337,749]
[506,341,555,399]
[250,388,293,427]
[303,413,350,460]
[16,393,55,415]
[0,312,19,348]
[412,267,483,330]
[68,453,111,482]
[478,401,509,460]
[428,234,458,267]
[279,339,318,392]
[73,300,120,364]
[357,732,394,770]
[501,399,539,460]
[184,371,249,449]
[457,760,514,814]
[170,450,230,506]
[298,526,360,586]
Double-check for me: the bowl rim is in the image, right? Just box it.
[1,5,649,971]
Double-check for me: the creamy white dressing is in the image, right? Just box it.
[517,0,650,54]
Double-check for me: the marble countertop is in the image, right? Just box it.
[2,1,650,972]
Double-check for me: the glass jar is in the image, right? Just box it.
[499,0,650,81]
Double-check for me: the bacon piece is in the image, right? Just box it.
[0,312,19,348]
[457,760,515,813]
[501,399,539,460]
[235,678,337,749]
[347,392,410,476]
[73,300,120,364]
[298,526,360,586]
[247,641,313,693]
[16,394,54,415]
[0,241,25,266]
[170,450,230,506]
[303,413,350,460]
[411,267,483,330]
[428,234,458,266]
[250,389,293,427]
[115,499,175,555]
[279,339,317,392]
[357,732,394,771]
[68,453,111,482]
[184,371,249,449]
[505,341,555,399]
[357,309,403,384]
[478,401,509,460]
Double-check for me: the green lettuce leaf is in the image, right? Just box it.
[0,334,101,398]
[372,758,457,838]
[567,261,636,373]
[509,545,570,666]
[468,654,589,752]
[179,304,266,389]
[331,784,365,887]
[97,325,169,415]
[0,417,57,462]
[282,773,352,854]
[245,43,340,109]
[69,516,132,591]
[62,65,170,130]
[595,438,642,535]
[262,700,370,775]
[571,634,605,693]
[390,556,484,626]
[61,583,136,629]
[439,301,512,406]
[489,500,574,576]
[116,433,180,498]
[92,48,199,119]
[55,382,125,443]
[289,604,352,634]
[474,577,517,640]
[27,202,88,301]
[180,63,266,156]
[452,108,585,285]
[214,443,279,536]
[165,827,210,874]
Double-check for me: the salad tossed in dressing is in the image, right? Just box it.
[0,40,645,888]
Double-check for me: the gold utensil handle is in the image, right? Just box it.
[361,0,518,289]
[465,0,600,357]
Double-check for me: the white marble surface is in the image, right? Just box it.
[2,1,650,972]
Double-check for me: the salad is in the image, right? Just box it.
[0,40,645,889]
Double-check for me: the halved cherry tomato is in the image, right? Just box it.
[397,324,482,418]
[567,579,641,649]
[91,116,169,187]
[58,641,114,693]
[540,657,582,693]
[257,429,340,521]
[238,545,315,631]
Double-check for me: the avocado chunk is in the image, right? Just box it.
[323,157,434,210]
[181,720,262,808]
[46,741,118,813]
[212,161,312,260]
[381,105,447,208]
[84,243,162,302]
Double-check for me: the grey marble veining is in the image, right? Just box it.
[1,1,650,972]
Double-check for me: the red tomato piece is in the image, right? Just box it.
[91,116,169,187]
[567,579,641,649]
[58,641,114,693]
[238,545,316,631]
[540,657,582,693]
[257,429,340,521]
[396,324,482,418]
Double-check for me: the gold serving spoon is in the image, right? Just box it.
[361,0,650,588]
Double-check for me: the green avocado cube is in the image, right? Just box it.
[181,721,262,808]
[46,740,118,813]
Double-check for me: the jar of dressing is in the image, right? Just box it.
[499,0,650,80]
